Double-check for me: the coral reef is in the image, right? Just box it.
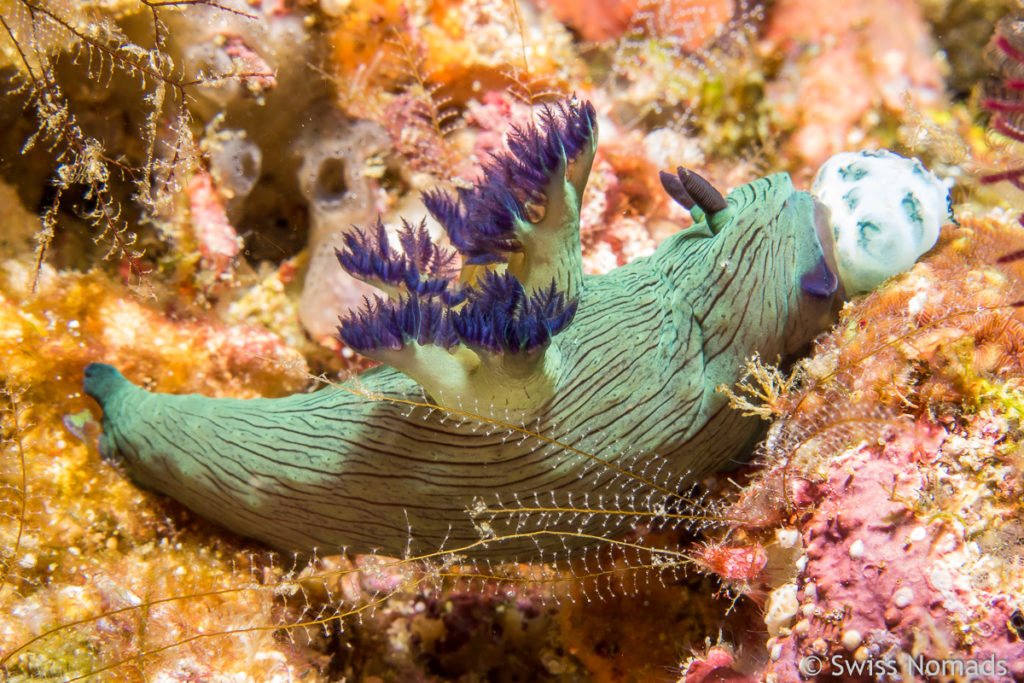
[597,0,768,149]
[764,0,947,169]
[294,115,391,340]
[685,209,1024,681]
[1,0,1021,680]
[0,0,201,280]
[765,422,1024,681]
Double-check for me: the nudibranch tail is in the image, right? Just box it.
[83,363,162,466]
[83,362,130,408]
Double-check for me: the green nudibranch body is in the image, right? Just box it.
[84,101,936,559]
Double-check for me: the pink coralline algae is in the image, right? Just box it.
[764,419,1024,681]
[684,644,758,683]
[220,33,278,97]
[186,170,242,282]
[462,92,537,181]
[686,414,1024,682]
[693,541,768,586]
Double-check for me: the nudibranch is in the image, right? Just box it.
[84,99,946,559]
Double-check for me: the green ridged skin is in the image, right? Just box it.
[84,168,838,559]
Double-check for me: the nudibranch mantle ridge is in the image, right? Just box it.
[83,99,918,559]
